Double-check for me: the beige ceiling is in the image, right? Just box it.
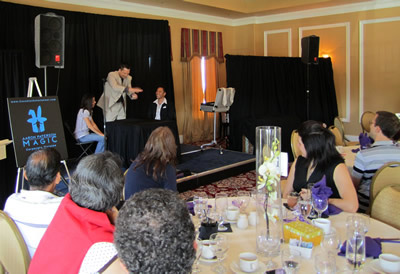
[121,0,373,19]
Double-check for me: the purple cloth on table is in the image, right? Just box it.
[339,237,382,259]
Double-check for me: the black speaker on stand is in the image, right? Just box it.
[34,13,65,95]
[301,35,319,120]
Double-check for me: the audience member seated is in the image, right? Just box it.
[283,120,358,212]
[147,86,175,120]
[114,188,195,273]
[352,110,400,213]
[28,151,124,274]
[4,148,63,258]
[124,126,177,200]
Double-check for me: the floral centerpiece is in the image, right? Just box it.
[255,126,284,251]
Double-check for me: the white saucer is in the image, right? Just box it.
[226,219,238,224]
[368,259,386,274]
[199,254,227,263]
[230,260,266,273]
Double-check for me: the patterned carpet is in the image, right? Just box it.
[178,170,256,200]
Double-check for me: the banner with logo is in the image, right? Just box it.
[7,96,68,167]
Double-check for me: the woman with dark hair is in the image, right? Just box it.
[74,94,105,153]
[124,126,177,200]
[283,120,358,212]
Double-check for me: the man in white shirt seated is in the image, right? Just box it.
[4,148,64,258]
[148,86,176,121]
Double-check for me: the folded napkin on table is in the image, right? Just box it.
[312,176,342,216]
[312,176,332,201]
[339,237,382,259]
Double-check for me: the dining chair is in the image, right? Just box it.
[369,161,400,205]
[328,125,345,146]
[370,185,400,230]
[0,210,31,274]
[63,121,95,161]
[333,117,359,146]
[290,130,301,159]
[360,111,376,133]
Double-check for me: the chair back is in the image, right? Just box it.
[370,161,400,202]
[329,126,345,146]
[371,185,400,230]
[0,210,30,274]
[360,111,376,133]
[334,116,346,140]
[290,130,302,159]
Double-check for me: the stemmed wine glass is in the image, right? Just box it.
[321,227,341,253]
[192,229,203,272]
[256,231,281,270]
[209,233,229,273]
[215,193,228,231]
[307,183,318,219]
[281,249,301,274]
[312,196,329,219]
[235,191,250,213]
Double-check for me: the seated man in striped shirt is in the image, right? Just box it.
[352,111,400,212]
[4,148,64,257]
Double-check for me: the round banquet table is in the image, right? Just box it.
[194,198,400,273]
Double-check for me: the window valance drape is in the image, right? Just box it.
[181,28,224,63]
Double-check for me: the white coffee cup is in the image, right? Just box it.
[239,252,259,273]
[200,240,215,259]
[312,218,331,234]
[226,206,240,221]
[248,211,258,226]
[379,253,400,273]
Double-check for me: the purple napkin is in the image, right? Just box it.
[339,237,382,259]
[312,176,332,201]
[359,133,373,150]
[326,204,342,215]
[187,201,195,215]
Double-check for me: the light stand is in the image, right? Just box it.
[306,63,310,120]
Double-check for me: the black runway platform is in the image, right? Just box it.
[176,145,255,192]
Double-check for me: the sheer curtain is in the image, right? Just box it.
[182,57,217,143]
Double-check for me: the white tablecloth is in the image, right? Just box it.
[195,199,400,273]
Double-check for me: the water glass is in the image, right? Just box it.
[346,214,369,234]
[312,197,329,219]
[256,233,281,270]
[281,249,301,274]
[210,233,229,273]
[192,239,203,272]
[215,193,228,231]
[307,183,317,218]
[321,227,341,253]
[345,227,366,271]
[314,251,337,273]
[298,198,312,222]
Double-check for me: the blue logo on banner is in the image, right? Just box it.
[27,106,47,133]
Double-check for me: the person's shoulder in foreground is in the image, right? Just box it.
[114,188,195,273]
[4,148,63,257]
[28,151,124,274]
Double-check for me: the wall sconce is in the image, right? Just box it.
[322,54,330,58]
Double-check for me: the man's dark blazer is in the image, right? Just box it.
[148,101,176,121]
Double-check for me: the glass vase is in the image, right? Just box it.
[255,126,283,259]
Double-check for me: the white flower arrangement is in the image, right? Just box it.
[257,138,281,202]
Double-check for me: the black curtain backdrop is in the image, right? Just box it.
[0,2,174,208]
[226,54,338,152]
